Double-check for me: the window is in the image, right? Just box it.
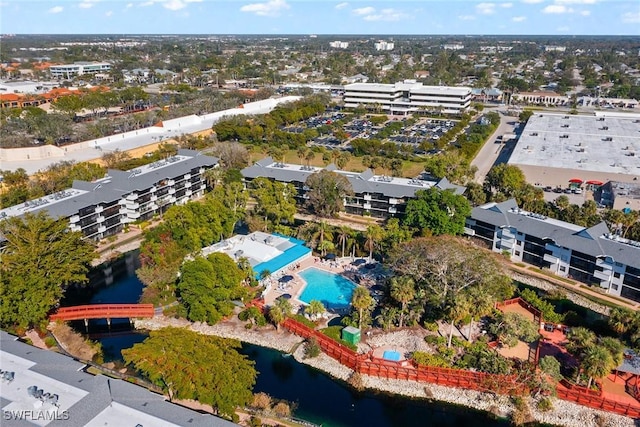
[515,251,521,256]
[614,272,620,278]
[612,284,619,290]
[560,266,566,272]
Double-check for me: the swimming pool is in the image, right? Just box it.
[298,268,357,310]
[382,350,402,362]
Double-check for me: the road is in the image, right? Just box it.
[470,108,520,184]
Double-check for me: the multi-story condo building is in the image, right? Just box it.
[242,157,465,219]
[343,80,472,115]
[466,199,640,303]
[0,149,218,241]
[329,41,349,49]
[374,41,394,51]
[49,61,111,79]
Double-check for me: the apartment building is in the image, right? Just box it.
[241,157,465,219]
[343,80,472,115]
[0,149,218,240]
[374,41,394,51]
[49,61,111,78]
[466,199,640,303]
[329,41,349,49]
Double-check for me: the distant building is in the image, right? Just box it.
[342,73,369,84]
[374,41,394,51]
[599,181,640,212]
[0,150,218,241]
[512,91,568,106]
[443,44,464,50]
[329,41,349,49]
[49,62,111,79]
[0,330,236,427]
[466,199,640,303]
[241,157,465,219]
[544,45,567,52]
[413,70,430,79]
[343,80,472,115]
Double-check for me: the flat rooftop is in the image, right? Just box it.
[509,113,640,176]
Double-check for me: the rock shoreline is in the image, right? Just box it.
[135,316,635,427]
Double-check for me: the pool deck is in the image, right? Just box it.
[261,256,374,310]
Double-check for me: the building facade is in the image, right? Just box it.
[343,80,472,115]
[466,199,640,303]
[49,61,111,78]
[241,157,465,220]
[0,149,218,241]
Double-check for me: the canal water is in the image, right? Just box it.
[64,251,509,427]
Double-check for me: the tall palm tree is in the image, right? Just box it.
[351,286,374,330]
[304,149,315,168]
[582,345,615,390]
[376,307,399,331]
[446,296,471,348]
[312,221,333,253]
[336,226,353,258]
[364,225,384,262]
[336,151,351,170]
[566,327,597,381]
[466,288,494,342]
[389,276,415,328]
[608,307,633,335]
[297,146,307,166]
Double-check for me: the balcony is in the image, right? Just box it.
[364,194,372,201]
[364,203,372,210]
[128,212,141,219]
[593,269,612,281]
[98,225,107,233]
[184,174,191,180]
[388,206,397,214]
[500,239,514,249]
[125,193,138,201]
[389,198,398,205]
[543,253,559,264]
[96,216,105,223]
[69,215,80,223]
[95,206,104,213]
[184,181,192,187]
[595,258,613,270]
[168,188,176,195]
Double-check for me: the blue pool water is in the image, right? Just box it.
[383,350,402,362]
[298,267,357,310]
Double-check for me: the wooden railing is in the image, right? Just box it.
[49,304,155,321]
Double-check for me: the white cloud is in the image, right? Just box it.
[476,2,496,14]
[621,11,640,23]
[522,0,543,3]
[105,10,113,16]
[240,0,290,17]
[501,3,513,8]
[163,0,187,11]
[580,10,590,16]
[543,4,573,13]
[554,0,596,4]
[458,15,476,20]
[353,6,375,15]
[48,5,63,13]
[556,25,570,32]
[78,0,100,9]
[125,3,133,8]
[335,2,348,10]
[512,15,527,21]
[139,1,156,6]
[363,8,407,21]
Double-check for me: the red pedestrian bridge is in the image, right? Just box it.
[49,304,155,321]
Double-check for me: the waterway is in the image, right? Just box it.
[65,251,509,427]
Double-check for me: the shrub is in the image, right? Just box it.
[412,351,450,367]
[273,402,291,418]
[251,392,272,411]
[347,372,365,391]
[44,337,57,348]
[304,337,321,359]
[424,335,446,346]
[423,321,439,332]
[320,326,357,350]
[536,397,553,412]
[249,416,263,427]
[292,314,316,329]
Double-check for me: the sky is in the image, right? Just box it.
[0,0,639,36]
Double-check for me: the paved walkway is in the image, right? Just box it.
[509,264,639,311]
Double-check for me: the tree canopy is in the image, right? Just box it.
[0,212,96,329]
[177,253,248,325]
[304,170,354,218]
[122,327,256,419]
[248,177,297,227]
[403,187,471,236]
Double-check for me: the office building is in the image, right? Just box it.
[343,80,472,115]
[241,157,465,219]
[49,62,111,79]
[466,199,640,303]
[509,112,640,188]
[0,150,218,241]
[0,330,236,427]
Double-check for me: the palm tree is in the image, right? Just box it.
[336,226,353,258]
[389,276,415,328]
[306,300,325,320]
[351,286,374,330]
[304,149,315,168]
[465,288,494,342]
[566,327,597,381]
[376,307,399,331]
[268,305,286,331]
[599,336,625,367]
[336,152,351,170]
[608,307,633,335]
[312,221,334,254]
[364,225,384,262]
[297,146,307,166]
[582,345,615,390]
[446,296,471,348]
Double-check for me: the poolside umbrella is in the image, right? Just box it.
[569,178,583,184]
[365,263,377,270]
[586,180,604,186]
[325,253,337,260]
[280,294,292,300]
[352,259,367,266]
[279,275,294,283]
